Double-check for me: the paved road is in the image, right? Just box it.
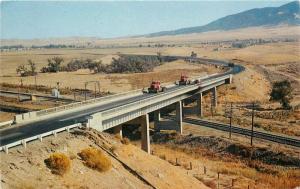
[0,85,183,145]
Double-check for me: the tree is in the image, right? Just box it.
[270,80,293,109]
[16,60,37,77]
[27,59,37,75]
[45,57,64,72]
[191,51,197,58]
[16,65,28,76]
[157,52,162,63]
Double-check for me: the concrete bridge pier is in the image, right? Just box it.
[30,94,37,101]
[212,87,217,107]
[197,93,203,117]
[153,110,161,131]
[113,125,123,139]
[176,101,183,134]
[140,114,150,154]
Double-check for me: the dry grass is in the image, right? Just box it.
[78,147,112,172]
[44,153,71,175]
[110,145,118,153]
[0,59,217,93]
[114,134,122,140]
[152,140,300,189]
[195,176,216,189]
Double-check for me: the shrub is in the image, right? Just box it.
[121,137,130,145]
[41,57,64,73]
[110,145,118,153]
[44,153,71,175]
[78,148,112,172]
[16,59,37,77]
[270,80,293,109]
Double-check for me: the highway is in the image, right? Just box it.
[168,116,300,148]
[0,85,183,146]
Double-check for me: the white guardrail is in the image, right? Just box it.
[102,74,230,119]
[0,123,82,153]
[36,89,142,116]
[0,120,14,128]
[14,88,143,124]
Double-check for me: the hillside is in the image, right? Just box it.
[0,128,209,189]
[147,1,300,37]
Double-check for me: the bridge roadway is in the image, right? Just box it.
[0,85,183,146]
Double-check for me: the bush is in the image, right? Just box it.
[270,80,293,109]
[44,153,71,175]
[16,59,37,77]
[108,55,162,73]
[78,148,112,172]
[41,57,64,73]
[121,137,130,145]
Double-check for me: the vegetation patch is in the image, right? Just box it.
[121,137,130,145]
[270,80,293,109]
[16,59,37,77]
[152,133,300,167]
[37,54,168,74]
[78,147,112,172]
[44,153,71,175]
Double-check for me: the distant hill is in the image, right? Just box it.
[147,1,300,37]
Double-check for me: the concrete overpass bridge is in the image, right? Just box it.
[0,56,238,153]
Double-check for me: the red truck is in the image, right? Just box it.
[178,75,191,85]
[144,81,166,93]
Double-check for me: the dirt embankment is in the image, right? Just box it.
[0,128,210,189]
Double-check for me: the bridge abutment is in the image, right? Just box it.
[140,114,150,154]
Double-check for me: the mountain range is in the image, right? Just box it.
[146,1,300,37]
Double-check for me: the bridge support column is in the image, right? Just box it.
[182,100,187,117]
[212,87,217,107]
[197,93,203,117]
[113,125,123,139]
[30,94,37,101]
[153,110,161,131]
[141,114,150,154]
[176,101,183,134]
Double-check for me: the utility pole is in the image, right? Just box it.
[94,82,96,99]
[84,83,87,101]
[18,79,21,102]
[34,75,37,90]
[251,102,255,146]
[229,102,233,139]
[56,82,60,99]
[84,80,100,101]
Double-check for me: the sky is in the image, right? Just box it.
[0,1,292,39]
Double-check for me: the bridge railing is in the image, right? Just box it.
[14,81,178,124]
[0,123,82,153]
[36,89,142,116]
[14,89,144,124]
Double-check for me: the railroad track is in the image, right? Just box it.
[167,116,300,148]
